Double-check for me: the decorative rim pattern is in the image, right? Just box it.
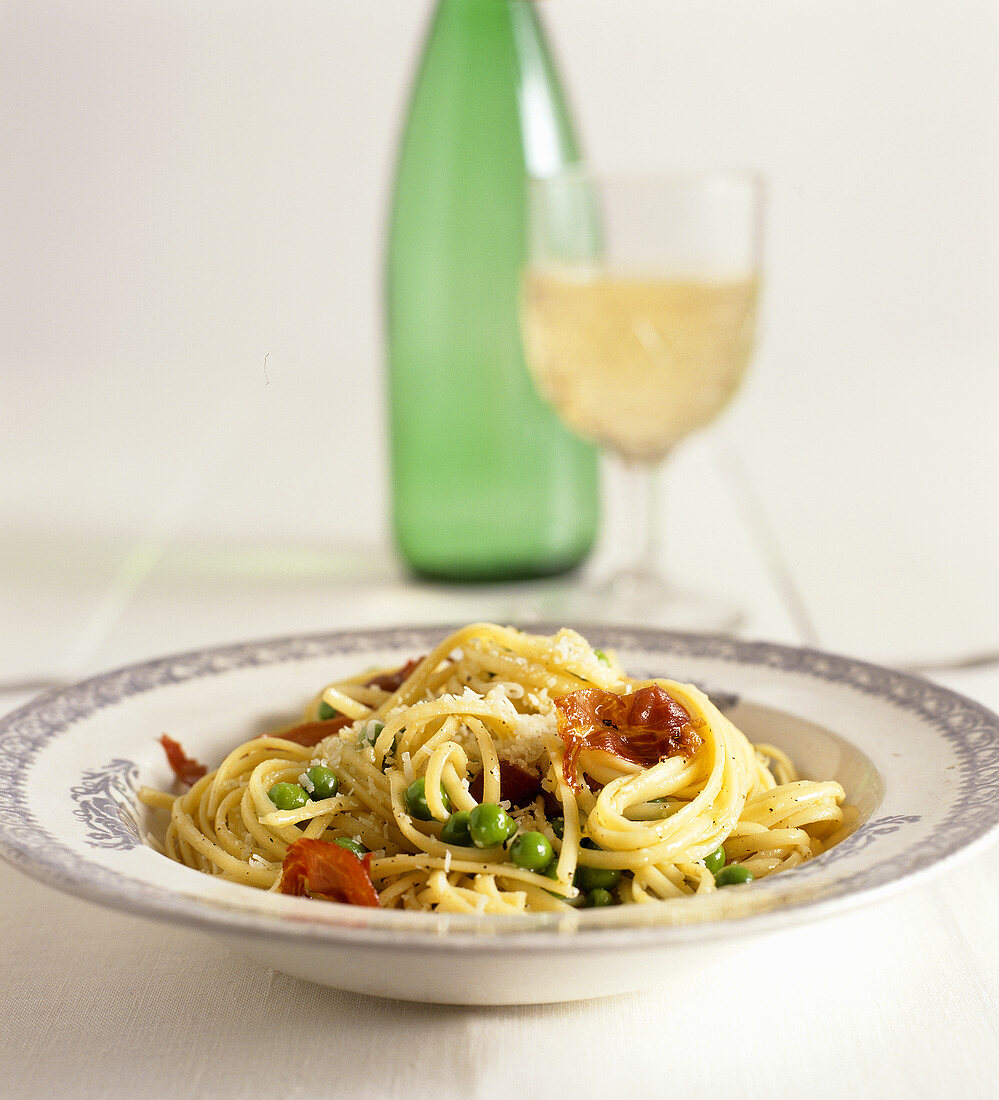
[2,624,998,950]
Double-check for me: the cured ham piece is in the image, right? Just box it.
[273,658,423,747]
[364,657,422,693]
[467,758,562,815]
[554,685,703,787]
[279,838,381,907]
[270,717,350,747]
[158,734,208,786]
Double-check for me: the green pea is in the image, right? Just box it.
[404,777,451,821]
[510,831,554,872]
[468,803,515,848]
[715,864,754,887]
[704,844,726,875]
[404,777,430,819]
[305,765,338,800]
[550,816,564,840]
[440,810,472,846]
[268,782,308,810]
[574,863,622,892]
[317,700,339,721]
[584,888,616,907]
[359,719,385,745]
[333,837,366,858]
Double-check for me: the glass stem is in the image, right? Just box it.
[620,455,666,583]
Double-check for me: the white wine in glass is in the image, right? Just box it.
[522,170,764,629]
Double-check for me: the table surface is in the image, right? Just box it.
[3,421,998,1099]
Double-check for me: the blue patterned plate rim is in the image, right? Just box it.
[1,623,998,950]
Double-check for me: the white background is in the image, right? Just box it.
[3,0,997,666]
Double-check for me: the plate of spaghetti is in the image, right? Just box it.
[2,622,998,1003]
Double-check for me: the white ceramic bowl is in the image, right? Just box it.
[2,624,998,1004]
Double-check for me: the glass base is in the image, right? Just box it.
[592,567,743,633]
[505,568,743,635]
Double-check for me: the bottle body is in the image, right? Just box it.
[386,0,599,582]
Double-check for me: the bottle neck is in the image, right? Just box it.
[428,0,533,39]
[423,0,579,177]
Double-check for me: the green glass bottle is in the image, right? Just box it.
[386,0,600,582]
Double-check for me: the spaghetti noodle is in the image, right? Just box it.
[139,623,847,913]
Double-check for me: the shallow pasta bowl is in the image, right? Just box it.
[2,624,998,1005]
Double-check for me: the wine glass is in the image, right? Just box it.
[521,168,764,630]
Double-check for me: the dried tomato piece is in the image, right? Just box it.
[554,685,703,788]
[279,838,381,907]
[158,734,208,786]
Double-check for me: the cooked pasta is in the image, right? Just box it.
[139,623,848,914]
